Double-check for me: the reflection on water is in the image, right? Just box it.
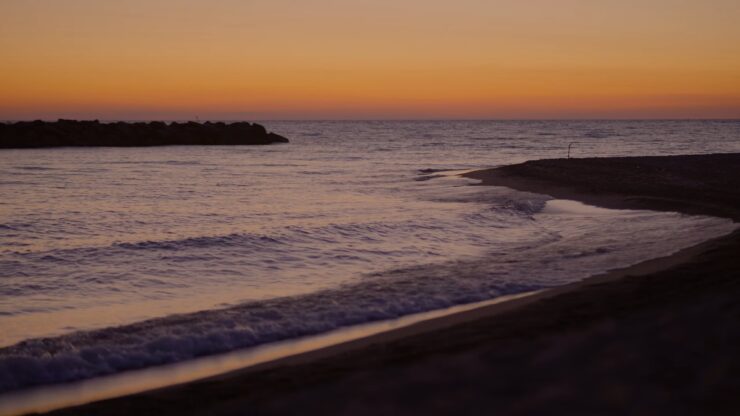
[0,120,738,392]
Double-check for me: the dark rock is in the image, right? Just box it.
[0,120,289,148]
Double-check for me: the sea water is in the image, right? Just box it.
[0,120,738,392]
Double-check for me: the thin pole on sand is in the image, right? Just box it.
[567,142,576,159]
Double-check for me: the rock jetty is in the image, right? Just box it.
[0,120,289,148]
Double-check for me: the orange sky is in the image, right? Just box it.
[2,0,739,120]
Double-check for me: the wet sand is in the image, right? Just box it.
[45,153,740,415]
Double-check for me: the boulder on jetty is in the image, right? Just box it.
[0,119,289,148]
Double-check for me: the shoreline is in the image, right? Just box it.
[463,153,740,221]
[0,291,540,415]
[5,235,713,416]
[38,153,740,415]
[15,231,725,416]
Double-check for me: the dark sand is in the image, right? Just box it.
[45,153,740,416]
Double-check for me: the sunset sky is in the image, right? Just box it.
[2,0,739,120]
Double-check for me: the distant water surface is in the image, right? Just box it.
[0,120,738,391]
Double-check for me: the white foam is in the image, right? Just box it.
[542,199,624,215]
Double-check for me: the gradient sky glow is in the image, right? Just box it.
[2,0,739,120]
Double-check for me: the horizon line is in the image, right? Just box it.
[2,118,739,123]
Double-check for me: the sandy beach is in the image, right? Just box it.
[4,1,740,415]
[44,153,740,416]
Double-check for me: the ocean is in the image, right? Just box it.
[0,120,738,393]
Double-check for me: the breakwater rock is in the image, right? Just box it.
[0,120,289,148]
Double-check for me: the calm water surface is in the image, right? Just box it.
[0,120,738,392]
